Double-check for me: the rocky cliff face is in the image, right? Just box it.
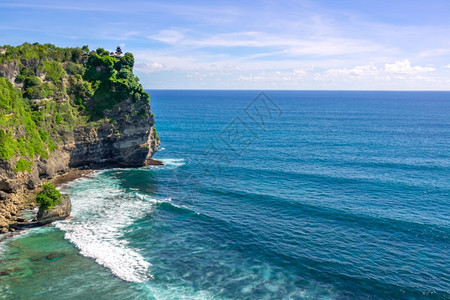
[0,113,159,232]
[0,101,159,232]
[0,61,21,87]
[70,97,159,168]
[0,45,160,233]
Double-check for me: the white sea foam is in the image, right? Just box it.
[158,158,186,168]
[56,172,159,283]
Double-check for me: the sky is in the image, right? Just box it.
[1,0,450,90]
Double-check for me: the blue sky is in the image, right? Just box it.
[1,0,450,90]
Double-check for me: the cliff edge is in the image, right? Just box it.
[0,43,160,232]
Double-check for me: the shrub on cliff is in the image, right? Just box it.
[39,61,65,84]
[0,43,85,64]
[36,183,62,210]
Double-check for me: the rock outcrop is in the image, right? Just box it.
[36,194,71,225]
[0,61,21,87]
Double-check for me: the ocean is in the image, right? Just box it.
[0,90,449,299]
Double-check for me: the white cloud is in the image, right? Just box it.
[147,30,387,59]
[326,60,436,79]
[148,30,184,44]
[134,62,165,73]
[238,69,308,82]
[326,64,378,77]
[383,60,435,74]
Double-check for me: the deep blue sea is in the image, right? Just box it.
[1,90,449,299]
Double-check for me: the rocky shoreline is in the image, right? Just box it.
[0,168,93,235]
[0,98,161,233]
[0,158,164,236]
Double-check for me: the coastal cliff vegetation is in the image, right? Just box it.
[36,183,62,210]
[0,42,150,170]
[1,42,160,232]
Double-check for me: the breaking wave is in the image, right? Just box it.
[56,171,157,283]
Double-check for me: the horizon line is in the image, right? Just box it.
[144,88,450,92]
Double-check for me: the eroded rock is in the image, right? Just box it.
[36,194,71,225]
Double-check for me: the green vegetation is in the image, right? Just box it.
[0,42,151,165]
[153,127,160,141]
[84,52,149,117]
[40,61,65,84]
[0,77,63,161]
[0,43,85,64]
[36,183,62,210]
[14,158,33,173]
[0,77,49,160]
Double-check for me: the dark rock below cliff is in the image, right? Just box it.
[146,158,164,166]
[36,194,71,225]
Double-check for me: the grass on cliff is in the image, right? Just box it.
[36,183,62,210]
[0,42,152,167]
[14,158,33,173]
[0,77,50,160]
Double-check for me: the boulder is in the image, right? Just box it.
[0,179,19,193]
[25,171,40,190]
[0,191,11,201]
[36,194,71,225]
[146,158,164,166]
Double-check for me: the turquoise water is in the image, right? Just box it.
[1,90,449,299]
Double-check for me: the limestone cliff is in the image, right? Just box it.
[0,43,160,233]
[70,97,159,168]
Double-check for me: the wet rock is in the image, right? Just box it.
[0,267,23,276]
[47,254,58,260]
[146,158,164,166]
[30,257,42,262]
[36,194,71,225]
[46,253,62,261]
